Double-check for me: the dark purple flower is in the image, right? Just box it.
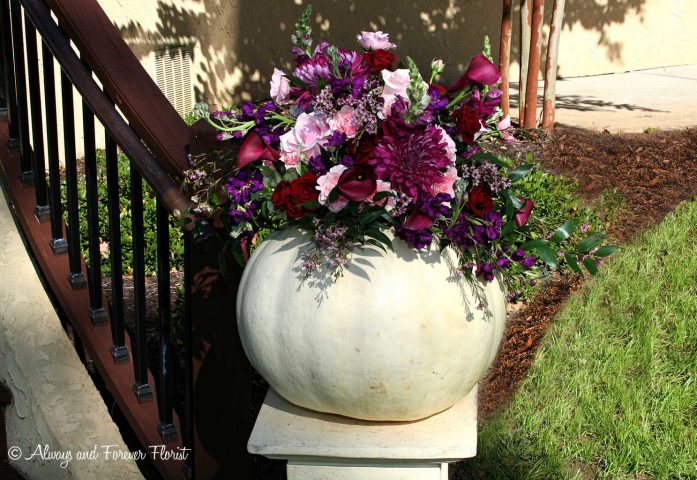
[308,155,328,175]
[420,193,453,220]
[497,257,511,269]
[396,226,433,250]
[325,131,347,148]
[427,86,449,113]
[294,54,332,86]
[370,124,451,201]
[226,169,264,205]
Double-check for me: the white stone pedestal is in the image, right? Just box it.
[248,386,478,480]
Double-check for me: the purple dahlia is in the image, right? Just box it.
[370,124,450,201]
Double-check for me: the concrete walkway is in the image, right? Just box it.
[512,64,697,132]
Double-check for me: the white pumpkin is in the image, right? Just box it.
[236,227,507,421]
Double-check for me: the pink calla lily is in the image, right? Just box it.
[515,199,534,227]
[337,165,377,201]
[237,131,279,169]
[447,54,502,93]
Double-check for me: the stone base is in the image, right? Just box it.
[249,386,478,480]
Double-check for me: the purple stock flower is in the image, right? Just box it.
[497,257,511,269]
[395,226,433,250]
[511,249,525,261]
[475,262,495,282]
[325,131,347,148]
[521,256,536,269]
[226,169,264,205]
[308,156,329,175]
[420,193,453,220]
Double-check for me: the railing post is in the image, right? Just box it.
[24,16,50,221]
[183,226,252,479]
[9,0,32,182]
[0,0,19,149]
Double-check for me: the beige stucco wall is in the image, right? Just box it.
[98,0,697,108]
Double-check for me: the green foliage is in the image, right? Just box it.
[65,151,184,277]
[461,200,697,479]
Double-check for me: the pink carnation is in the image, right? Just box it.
[316,165,349,212]
[329,106,360,138]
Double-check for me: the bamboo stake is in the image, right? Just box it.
[523,0,545,128]
[541,0,565,131]
[499,0,513,118]
[519,0,532,125]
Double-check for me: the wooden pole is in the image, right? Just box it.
[519,0,532,125]
[523,0,545,128]
[541,0,565,131]
[499,0,513,118]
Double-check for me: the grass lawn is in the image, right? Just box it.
[460,199,697,479]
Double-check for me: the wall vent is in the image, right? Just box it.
[154,46,193,118]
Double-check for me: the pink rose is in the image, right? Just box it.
[356,31,396,51]
[329,106,360,138]
[270,68,290,103]
[279,112,331,166]
[381,69,411,115]
[381,69,429,116]
[316,165,349,212]
[435,125,456,165]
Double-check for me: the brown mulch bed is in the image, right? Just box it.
[477,126,697,419]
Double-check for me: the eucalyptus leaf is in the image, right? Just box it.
[521,238,548,251]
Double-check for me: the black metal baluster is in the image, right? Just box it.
[24,18,49,221]
[156,199,177,440]
[82,62,106,325]
[131,162,152,401]
[182,232,194,479]
[105,128,128,362]
[9,0,31,182]
[43,43,67,254]
[60,59,85,288]
[0,0,19,148]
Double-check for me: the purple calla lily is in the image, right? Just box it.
[447,54,502,93]
[337,165,377,201]
[515,199,534,227]
[237,131,279,169]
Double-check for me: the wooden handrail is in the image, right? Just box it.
[21,0,191,216]
[44,0,190,178]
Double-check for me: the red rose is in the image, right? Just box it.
[363,49,397,73]
[272,173,319,219]
[289,172,319,205]
[272,181,302,219]
[451,105,482,144]
[466,185,493,217]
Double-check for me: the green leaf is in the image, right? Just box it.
[359,208,387,226]
[467,152,509,168]
[508,163,534,182]
[501,221,516,237]
[521,238,548,251]
[578,232,607,253]
[551,220,579,243]
[372,191,394,202]
[565,252,584,275]
[364,230,393,250]
[326,186,340,204]
[594,245,620,257]
[583,257,599,275]
[536,244,559,269]
[298,200,320,209]
[365,239,387,252]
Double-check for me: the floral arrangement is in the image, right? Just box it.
[187,6,616,299]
